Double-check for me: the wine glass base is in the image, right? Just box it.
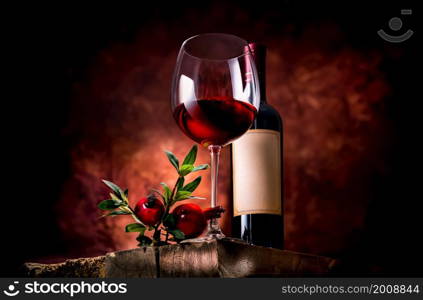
[181,229,226,244]
[180,236,252,246]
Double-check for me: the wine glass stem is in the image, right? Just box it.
[208,145,222,234]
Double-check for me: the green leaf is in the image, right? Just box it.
[122,188,129,202]
[109,192,128,203]
[176,177,185,191]
[179,164,194,176]
[102,179,128,203]
[98,199,122,210]
[102,179,123,195]
[182,145,197,165]
[192,164,209,172]
[181,176,201,192]
[165,151,179,171]
[110,193,121,202]
[175,191,192,201]
[105,210,131,216]
[163,214,176,228]
[169,229,185,240]
[137,235,152,246]
[160,182,172,203]
[125,223,146,233]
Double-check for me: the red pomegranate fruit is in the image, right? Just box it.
[134,195,165,226]
[172,204,225,238]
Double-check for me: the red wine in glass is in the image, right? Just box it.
[173,98,257,147]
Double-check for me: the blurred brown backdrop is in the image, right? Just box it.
[4,0,421,275]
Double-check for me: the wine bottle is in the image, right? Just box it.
[232,43,284,249]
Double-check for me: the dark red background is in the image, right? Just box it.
[3,0,421,276]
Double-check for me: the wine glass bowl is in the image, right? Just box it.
[171,33,260,240]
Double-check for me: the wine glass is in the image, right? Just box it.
[171,33,260,240]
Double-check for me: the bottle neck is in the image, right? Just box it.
[248,43,267,103]
[258,68,267,103]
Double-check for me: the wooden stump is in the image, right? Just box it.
[23,239,339,278]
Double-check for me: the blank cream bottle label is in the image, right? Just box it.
[232,129,282,216]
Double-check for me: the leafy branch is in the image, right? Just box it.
[97,145,209,246]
